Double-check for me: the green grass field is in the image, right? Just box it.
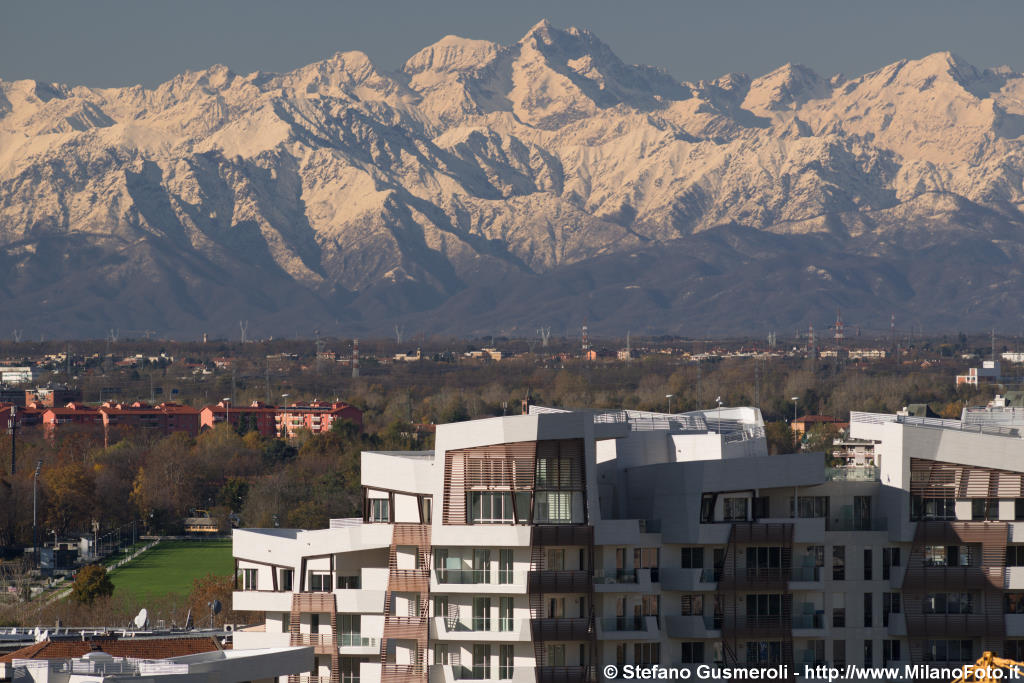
[108,539,234,600]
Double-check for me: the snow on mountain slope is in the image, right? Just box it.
[2,22,1024,337]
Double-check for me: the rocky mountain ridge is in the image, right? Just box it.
[2,20,1024,337]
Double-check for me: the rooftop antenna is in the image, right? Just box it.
[833,308,844,341]
[394,325,404,345]
[993,328,997,362]
[239,321,248,344]
[581,322,590,354]
[807,324,815,353]
[352,339,360,378]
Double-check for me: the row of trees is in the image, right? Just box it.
[1,354,993,551]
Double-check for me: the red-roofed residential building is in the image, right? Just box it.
[791,414,848,437]
[40,403,100,436]
[99,401,201,445]
[200,400,279,437]
[274,401,363,438]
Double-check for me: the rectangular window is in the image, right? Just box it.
[309,571,331,592]
[882,593,901,627]
[433,595,449,619]
[337,575,360,589]
[681,547,704,569]
[533,491,574,524]
[833,546,845,581]
[833,641,846,667]
[680,594,704,616]
[240,568,258,590]
[752,496,770,519]
[547,644,566,667]
[724,497,748,521]
[338,614,361,645]
[1006,594,1024,614]
[883,640,901,666]
[473,644,491,679]
[791,496,828,518]
[833,593,845,628]
[864,640,873,669]
[473,597,492,631]
[499,549,514,583]
[924,640,973,663]
[701,494,717,523]
[863,549,873,581]
[1008,547,1024,567]
[973,499,999,521]
[340,657,361,683]
[925,593,974,614]
[634,643,660,667]
[547,548,565,570]
[435,644,450,666]
[912,496,955,521]
[499,644,514,680]
[310,613,320,634]
[279,569,293,592]
[680,642,705,665]
[1017,500,1024,521]
[499,597,514,632]
[469,491,514,524]
[369,498,390,523]
[863,593,873,628]
[882,547,900,580]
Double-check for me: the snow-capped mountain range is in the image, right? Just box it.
[3,20,1024,338]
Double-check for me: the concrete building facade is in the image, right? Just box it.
[233,405,1024,682]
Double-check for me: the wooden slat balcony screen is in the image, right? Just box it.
[443,441,537,524]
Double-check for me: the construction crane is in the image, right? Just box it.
[951,651,1024,681]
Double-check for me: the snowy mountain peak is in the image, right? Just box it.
[403,35,501,74]
[2,27,1024,337]
[743,62,829,113]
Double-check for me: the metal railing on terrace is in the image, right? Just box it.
[328,517,364,528]
[850,411,1021,438]
[826,466,880,482]
[599,617,648,632]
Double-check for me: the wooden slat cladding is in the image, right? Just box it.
[289,592,339,683]
[442,441,537,525]
[536,440,585,491]
[903,521,1009,662]
[379,523,431,683]
[911,458,1024,498]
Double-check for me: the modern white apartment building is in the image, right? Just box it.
[233,404,1024,682]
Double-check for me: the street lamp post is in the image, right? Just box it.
[222,398,231,431]
[33,460,41,568]
[665,394,674,414]
[792,397,799,422]
[716,397,723,434]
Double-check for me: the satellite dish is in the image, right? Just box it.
[210,600,222,616]
[134,608,149,629]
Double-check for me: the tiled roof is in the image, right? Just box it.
[0,635,226,662]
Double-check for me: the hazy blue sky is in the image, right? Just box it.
[3,0,1024,88]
